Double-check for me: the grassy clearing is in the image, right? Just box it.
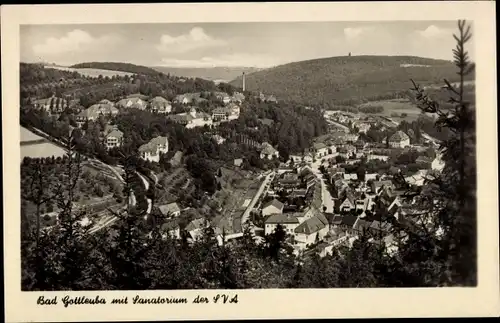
[46,65,135,78]
[358,99,423,122]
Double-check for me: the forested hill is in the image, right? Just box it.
[230,55,475,106]
[70,62,161,76]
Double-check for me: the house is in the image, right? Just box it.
[231,92,246,103]
[160,218,181,240]
[76,103,118,127]
[259,142,279,160]
[416,156,433,168]
[262,199,285,216]
[234,158,243,167]
[149,96,172,114]
[116,97,147,110]
[212,105,240,122]
[214,91,231,104]
[167,107,213,129]
[371,180,395,194]
[174,93,206,105]
[303,153,313,164]
[389,131,410,148]
[343,173,358,181]
[326,214,343,228]
[338,215,358,234]
[104,128,123,150]
[293,213,330,248]
[312,142,328,159]
[158,202,181,218]
[336,191,357,212]
[264,214,300,235]
[338,144,357,159]
[138,136,169,163]
[186,217,208,241]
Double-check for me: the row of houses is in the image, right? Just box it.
[174,91,245,105]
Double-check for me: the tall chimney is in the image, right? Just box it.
[242,72,246,92]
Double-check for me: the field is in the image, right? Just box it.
[358,99,424,123]
[45,65,135,78]
[21,127,67,160]
[158,167,196,203]
[21,126,44,142]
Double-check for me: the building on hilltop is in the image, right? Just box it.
[389,130,410,148]
[138,136,169,163]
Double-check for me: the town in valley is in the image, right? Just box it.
[19,20,476,290]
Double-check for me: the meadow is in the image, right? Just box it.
[358,99,423,122]
[20,126,67,160]
[45,65,135,78]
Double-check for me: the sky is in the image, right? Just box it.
[20,21,474,68]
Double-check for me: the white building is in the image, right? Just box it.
[104,129,123,150]
[389,131,410,148]
[168,107,213,129]
[262,199,284,217]
[264,214,300,236]
[138,136,169,163]
[260,142,279,160]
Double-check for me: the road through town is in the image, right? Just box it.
[241,171,275,226]
[310,154,336,213]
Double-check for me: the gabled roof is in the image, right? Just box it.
[340,215,358,227]
[106,129,123,139]
[265,214,300,224]
[294,215,327,235]
[389,131,410,142]
[327,214,343,225]
[186,217,206,232]
[150,96,170,103]
[158,202,181,216]
[313,142,327,150]
[262,199,284,211]
[260,142,278,155]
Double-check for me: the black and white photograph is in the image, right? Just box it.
[3,2,498,321]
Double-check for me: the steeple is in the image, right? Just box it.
[242,72,246,92]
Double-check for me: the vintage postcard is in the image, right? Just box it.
[2,2,499,322]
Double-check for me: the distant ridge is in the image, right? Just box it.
[151,66,263,82]
[229,55,472,105]
[70,62,161,76]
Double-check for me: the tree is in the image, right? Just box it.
[406,20,476,286]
